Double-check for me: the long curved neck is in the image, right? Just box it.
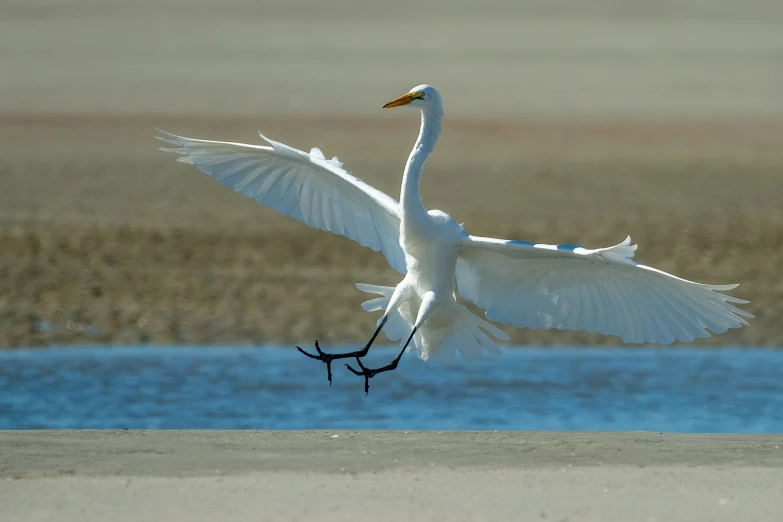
[400,104,443,220]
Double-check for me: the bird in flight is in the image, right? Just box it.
[156,84,752,394]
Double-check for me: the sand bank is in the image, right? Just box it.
[1,431,782,521]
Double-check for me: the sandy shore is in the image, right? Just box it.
[1,431,782,521]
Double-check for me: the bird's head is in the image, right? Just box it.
[383,84,441,111]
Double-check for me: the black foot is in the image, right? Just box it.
[344,327,416,395]
[296,340,373,385]
[345,355,401,396]
[296,316,390,387]
[296,341,333,384]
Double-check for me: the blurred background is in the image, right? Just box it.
[1,0,782,430]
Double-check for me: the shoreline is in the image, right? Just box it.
[3,431,783,478]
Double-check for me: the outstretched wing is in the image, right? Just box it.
[456,235,752,344]
[156,129,405,273]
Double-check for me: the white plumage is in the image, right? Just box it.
[156,130,405,273]
[157,84,751,367]
[456,235,749,345]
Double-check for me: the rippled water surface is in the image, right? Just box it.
[1,346,782,432]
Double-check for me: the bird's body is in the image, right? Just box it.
[383,205,504,362]
[402,208,463,297]
[156,84,752,386]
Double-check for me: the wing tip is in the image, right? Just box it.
[154,127,178,139]
[157,146,178,154]
[154,128,187,147]
[258,130,274,145]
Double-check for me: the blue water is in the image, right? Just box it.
[1,346,782,432]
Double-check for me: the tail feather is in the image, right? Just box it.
[355,283,412,342]
[359,296,388,312]
[355,283,393,295]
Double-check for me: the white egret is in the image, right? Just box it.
[156,84,752,393]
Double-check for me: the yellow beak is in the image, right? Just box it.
[383,92,419,108]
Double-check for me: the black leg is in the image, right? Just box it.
[296,315,388,385]
[346,327,417,395]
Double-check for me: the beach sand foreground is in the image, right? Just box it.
[1,431,782,521]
